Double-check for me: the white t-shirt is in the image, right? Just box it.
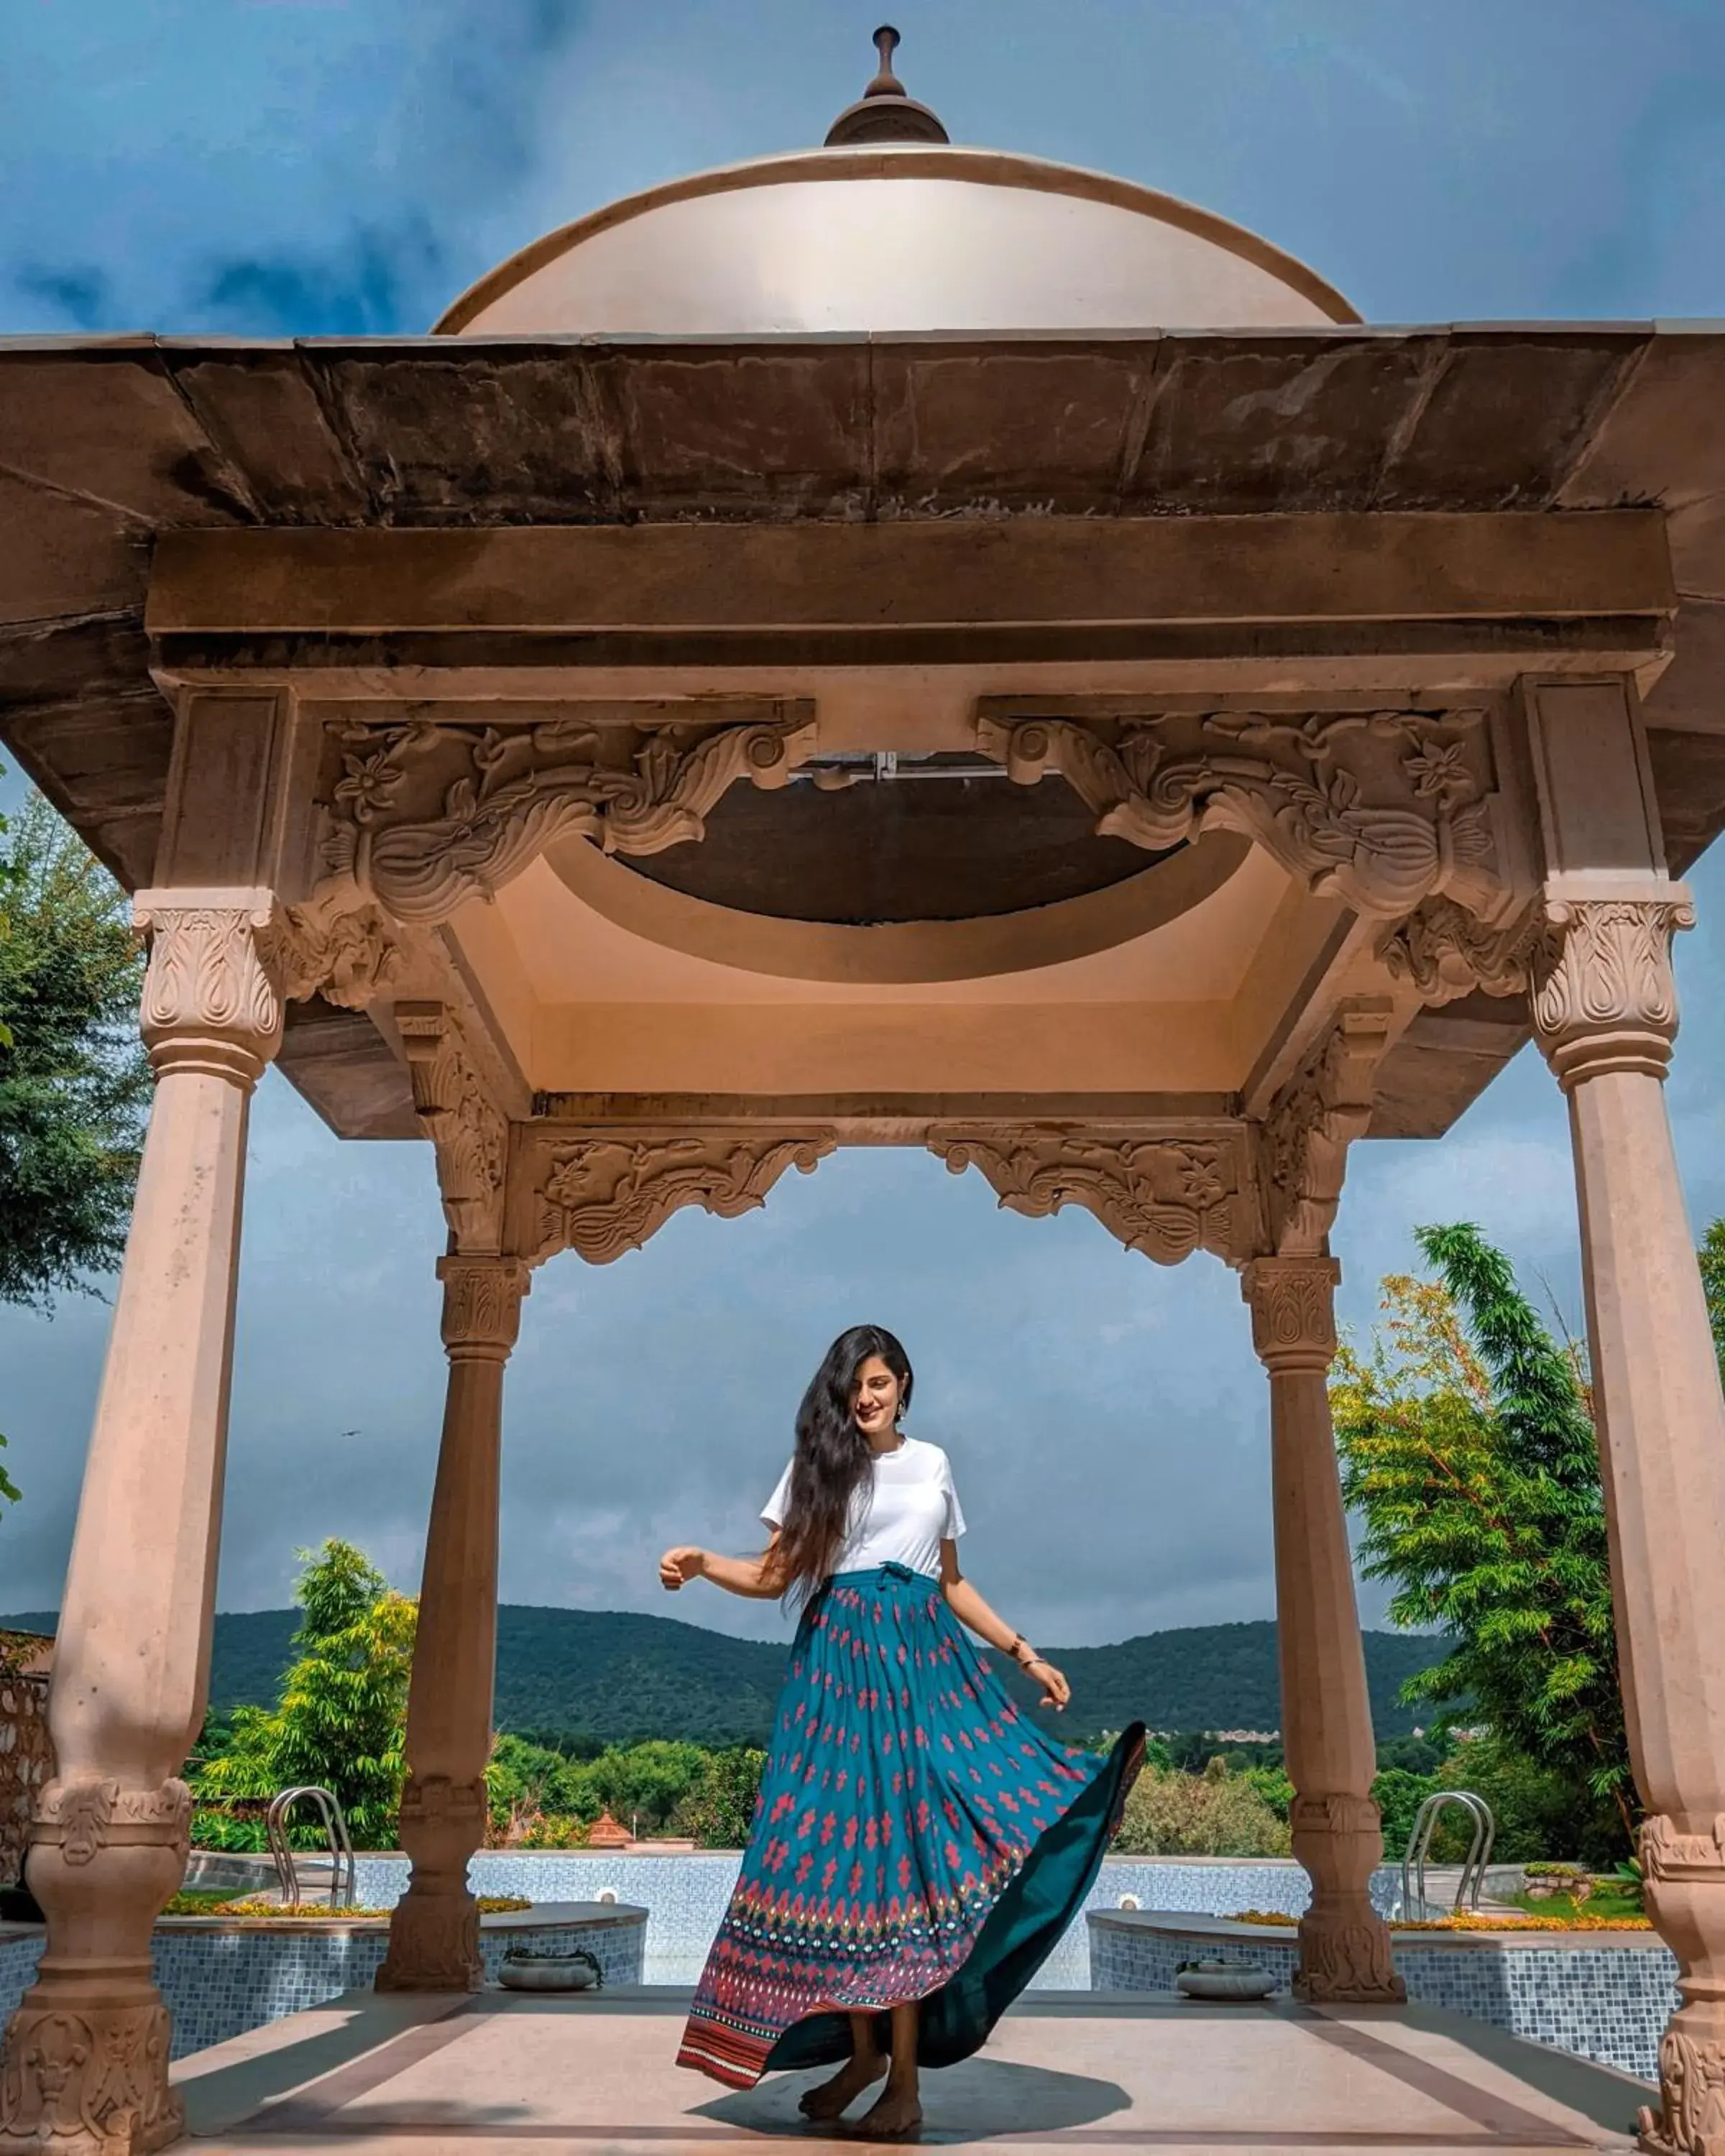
[761,1436,966,1582]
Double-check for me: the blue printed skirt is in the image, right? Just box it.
[677,1562,1144,2088]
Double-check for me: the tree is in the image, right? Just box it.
[0,790,150,1311]
[1700,1217,1725,1391]
[1330,1223,1632,1863]
[196,1541,417,1848]
[674,1748,767,1848]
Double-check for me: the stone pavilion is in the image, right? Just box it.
[4,29,1725,2156]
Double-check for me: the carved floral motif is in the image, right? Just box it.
[32,1779,192,1867]
[1642,2030,1725,2156]
[375,1892,483,1994]
[1293,1912,1404,2004]
[269,899,405,1011]
[397,1775,488,1830]
[397,1005,510,1253]
[1259,1006,1392,1258]
[1532,895,1695,1089]
[1378,894,1546,1005]
[975,709,1504,922]
[0,2001,180,2155]
[437,1258,528,1357]
[1241,1258,1340,1369]
[134,896,283,1080]
[528,1133,837,1267]
[316,714,817,926]
[927,1130,1254,1267]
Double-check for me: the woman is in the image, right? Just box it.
[661,1324,1143,2138]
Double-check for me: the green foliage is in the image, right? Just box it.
[673,1747,768,1848]
[0,792,150,1312]
[196,1541,416,1848]
[189,1804,269,1854]
[1435,1732,1606,1865]
[1241,1763,1293,1822]
[1331,1224,1632,1856]
[586,1739,708,1830]
[484,1734,760,1848]
[485,1733,603,1839]
[1702,1218,1725,1391]
[1113,1755,1293,1858]
[1369,1766,1438,1857]
[0,1435,18,1510]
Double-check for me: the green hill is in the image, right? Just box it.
[3,1607,1445,1746]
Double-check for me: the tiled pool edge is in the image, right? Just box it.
[349,1851,1399,1988]
[0,1904,644,2061]
[1088,1909,1673,2083]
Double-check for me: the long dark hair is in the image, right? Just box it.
[770,1324,914,1607]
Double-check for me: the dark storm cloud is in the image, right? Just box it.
[6,3,1725,1648]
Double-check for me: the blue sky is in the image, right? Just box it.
[4,1,1725,1649]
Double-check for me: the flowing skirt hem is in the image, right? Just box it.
[678,1720,1146,2089]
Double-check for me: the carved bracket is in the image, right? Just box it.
[975,708,1508,923]
[1378,893,1545,1006]
[928,1127,1258,1267]
[397,1004,510,1253]
[313,711,817,927]
[520,1128,837,1266]
[269,895,406,1011]
[1258,1003,1394,1258]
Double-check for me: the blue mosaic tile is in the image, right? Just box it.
[0,1913,644,2063]
[347,1853,1384,1991]
[1087,1912,1675,2083]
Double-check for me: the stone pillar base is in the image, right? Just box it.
[1291,1795,1405,2007]
[0,1991,181,2156]
[374,1885,483,1994]
[1293,1903,1405,2005]
[1639,2019,1725,2155]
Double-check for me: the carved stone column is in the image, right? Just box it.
[1242,1256,1403,2006]
[377,1256,528,1991]
[1,892,283,2156]
[1532,896,1725,2156]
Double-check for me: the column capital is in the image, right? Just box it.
[1242,1255,1340,1372]
[436,1254,529,1361]
[134,886,285,1087]
[1532,888,1695,1090]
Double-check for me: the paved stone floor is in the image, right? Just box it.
[177,1989,1650,2156]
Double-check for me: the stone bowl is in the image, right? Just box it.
[1175,1962,1277,2001]
[498,1948,602,1994]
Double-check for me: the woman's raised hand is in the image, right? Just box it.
[658,1545,707,1592]
[1026,1657,1072,1712]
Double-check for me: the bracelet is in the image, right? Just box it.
[1010,1634,1039,1667]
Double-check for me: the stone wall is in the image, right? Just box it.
[0,1669,52,1891]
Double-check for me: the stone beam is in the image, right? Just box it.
[147,511,1673,639]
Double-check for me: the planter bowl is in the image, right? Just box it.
[1176,1963,1277,2001]
[499,1951,601,1994]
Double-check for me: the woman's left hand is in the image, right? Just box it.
[1024,1657,1071,1712]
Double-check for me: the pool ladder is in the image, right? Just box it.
[266,1785,356,1911]
[1399,1789,1496,1920]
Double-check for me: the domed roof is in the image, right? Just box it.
[437,34,1355,338]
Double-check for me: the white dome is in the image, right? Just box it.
[438,147,1356,338]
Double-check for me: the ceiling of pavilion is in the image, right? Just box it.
[3,323,1724,1139]
[616,756,1174,924]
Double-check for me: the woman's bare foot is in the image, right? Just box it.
[847,2086,923,2140]
[797,2053,886,2121]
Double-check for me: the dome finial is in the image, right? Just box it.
[824,23,950,147]
[867,25,906,98]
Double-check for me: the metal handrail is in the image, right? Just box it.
[265,1786,356,1910]
[1399,1789,1496,1920]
